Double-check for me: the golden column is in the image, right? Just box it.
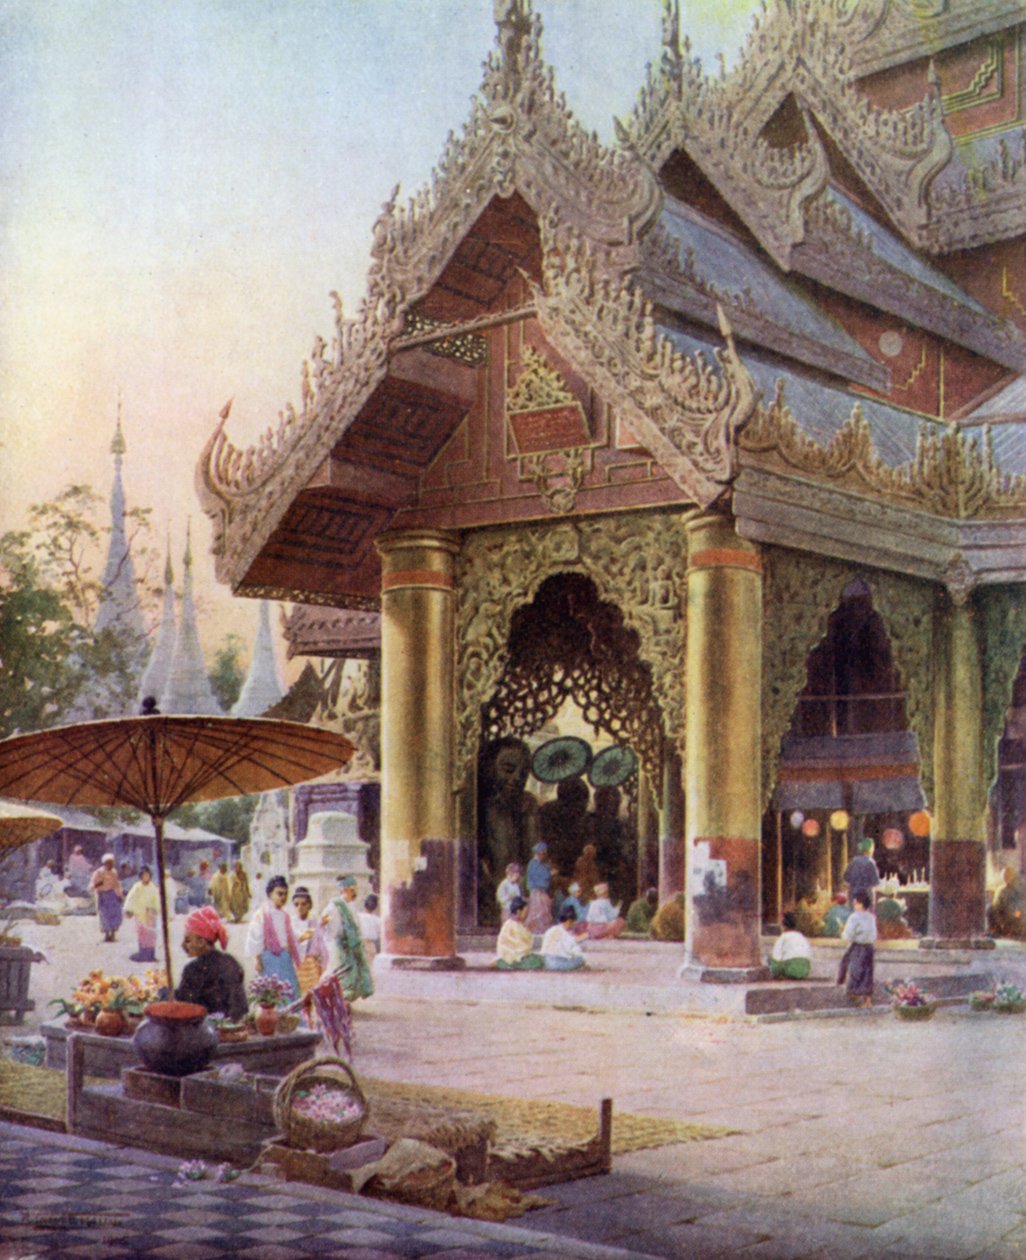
[683,512,767,979]
[928,593,988,943]
[376,528,462,963]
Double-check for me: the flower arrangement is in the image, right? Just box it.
[50,968,166,1023]
[174,1159,239,1186]
[291,1082,364,1125]
[970,980,1026,1013]
[248,974,294,1009]
[886,980,936,1021]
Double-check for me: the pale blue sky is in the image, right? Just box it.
[0,0,759,646]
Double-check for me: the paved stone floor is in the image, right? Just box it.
[5,915,1026,1258]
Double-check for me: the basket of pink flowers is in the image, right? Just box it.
[272,1056,368,1152]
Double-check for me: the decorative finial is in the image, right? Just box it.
[661,0,681,62]
[111,390,127,456]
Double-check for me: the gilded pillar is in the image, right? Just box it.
[683,513,767,979]
[376,528,462,963]
[928,595,988,943]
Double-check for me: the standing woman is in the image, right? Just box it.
[123,865,160,962]
[525,842,553,933]
[838,889,877,1008]
[290,885,329,999]
[245,875,301,999]
[228,861,252,923]
[90,853,124,943]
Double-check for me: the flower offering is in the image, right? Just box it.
[291,1082,364,1125]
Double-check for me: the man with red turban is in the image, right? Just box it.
[174,906,247,1019]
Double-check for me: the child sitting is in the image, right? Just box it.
[540,905,587,971]
[584,882,626,939]
[495,897,544,969]
[769,911,812,979]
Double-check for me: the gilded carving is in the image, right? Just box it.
[309,658,382,780]
[978,585,1026,796]
[740,383,1026,520]
[455,514,687,790]
[761,547,936,809]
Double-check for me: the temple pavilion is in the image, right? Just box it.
[197,0,1026,978]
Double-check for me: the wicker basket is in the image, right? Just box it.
[273,1057,368,1152]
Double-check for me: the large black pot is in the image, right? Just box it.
[132,1001,217,1077]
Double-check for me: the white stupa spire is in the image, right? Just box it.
[232,600,284,717]
[159,522,221,715]
[138,538,177,708]
[94,398,146,642]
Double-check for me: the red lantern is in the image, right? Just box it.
[908,811,931,838]
[882,827,904,850]
[801,818,821,838]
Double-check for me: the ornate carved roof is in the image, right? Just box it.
[282,606,381,659]
[626,0,1026,259]
[196,1,755,603]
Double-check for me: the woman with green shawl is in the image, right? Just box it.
[320,875,374,1000]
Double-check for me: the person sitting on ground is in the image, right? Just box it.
[821,892,851,939]
[626,887,659,935]
[987,865,1026,940]
[876,891,915,940]
[769,911,812,979]
[584,882,626,940]
[495,862,524,922]
[540,904,587,971]
[560,881,586,923]
[649,892,685,942]
[495,896,544,970]
[175,905,247,1020]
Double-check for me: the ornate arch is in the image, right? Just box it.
[455,513,687,790]
[762,547,937,808]
[978,586,1026,794]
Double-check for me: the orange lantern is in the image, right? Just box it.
[908,811,931,838]
[829,810,850,832]
[882,827,904,850]
[801,818,821,838]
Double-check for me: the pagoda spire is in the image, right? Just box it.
[94,394,146,642]
[159,521,221,715]
[232,600,284,717]
[137,535,177,707]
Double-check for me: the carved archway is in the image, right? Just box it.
[482,572,666,776]
[455,514,687,793]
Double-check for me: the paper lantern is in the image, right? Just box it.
[829,810,850,832]
[801,818,821,838]
[908,811,931,838]
[789,810,805,829]
[882,827,904,850]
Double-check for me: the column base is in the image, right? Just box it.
[678,963,772,984]
[380,953,467,971]
[918,936,996,951]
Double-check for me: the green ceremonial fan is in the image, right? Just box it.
[531,736,592,783]
[588,744,638,788]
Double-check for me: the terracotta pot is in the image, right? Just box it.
[95,1009,127,1037]
[132,1001,217,1076]
[255,1004,278,1036]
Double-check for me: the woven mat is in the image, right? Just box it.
[0,1061,738,1153]
[361,1077,737,1154]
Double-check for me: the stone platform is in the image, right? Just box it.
[42,1018,319,1076]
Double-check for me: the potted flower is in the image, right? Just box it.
[887,980,937,1021]
[248,974,294,1036]
[992,981,1026,1014]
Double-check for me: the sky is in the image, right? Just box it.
[0,0,760,669]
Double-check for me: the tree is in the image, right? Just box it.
[209,632,246,712]
[0,485,158,737]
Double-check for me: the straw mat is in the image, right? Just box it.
[361,1077,737,1154]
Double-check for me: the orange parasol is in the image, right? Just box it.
[0,715,354,986]
[0,801,64,852]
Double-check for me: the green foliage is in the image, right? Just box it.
[209,632,246,712]
[173,794,257,845]
[0,484,158,736]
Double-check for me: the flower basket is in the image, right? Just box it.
[894,1001,937,1021]
[969,991,996,1012]
[273,1057,368,1153]
[993,998,1026,1014]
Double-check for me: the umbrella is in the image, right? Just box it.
[588,744,637,788]
[531,736,592,783]
[0,715,355,987]
[0,801,64,853]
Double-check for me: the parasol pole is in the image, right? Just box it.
[151,814,175,992]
